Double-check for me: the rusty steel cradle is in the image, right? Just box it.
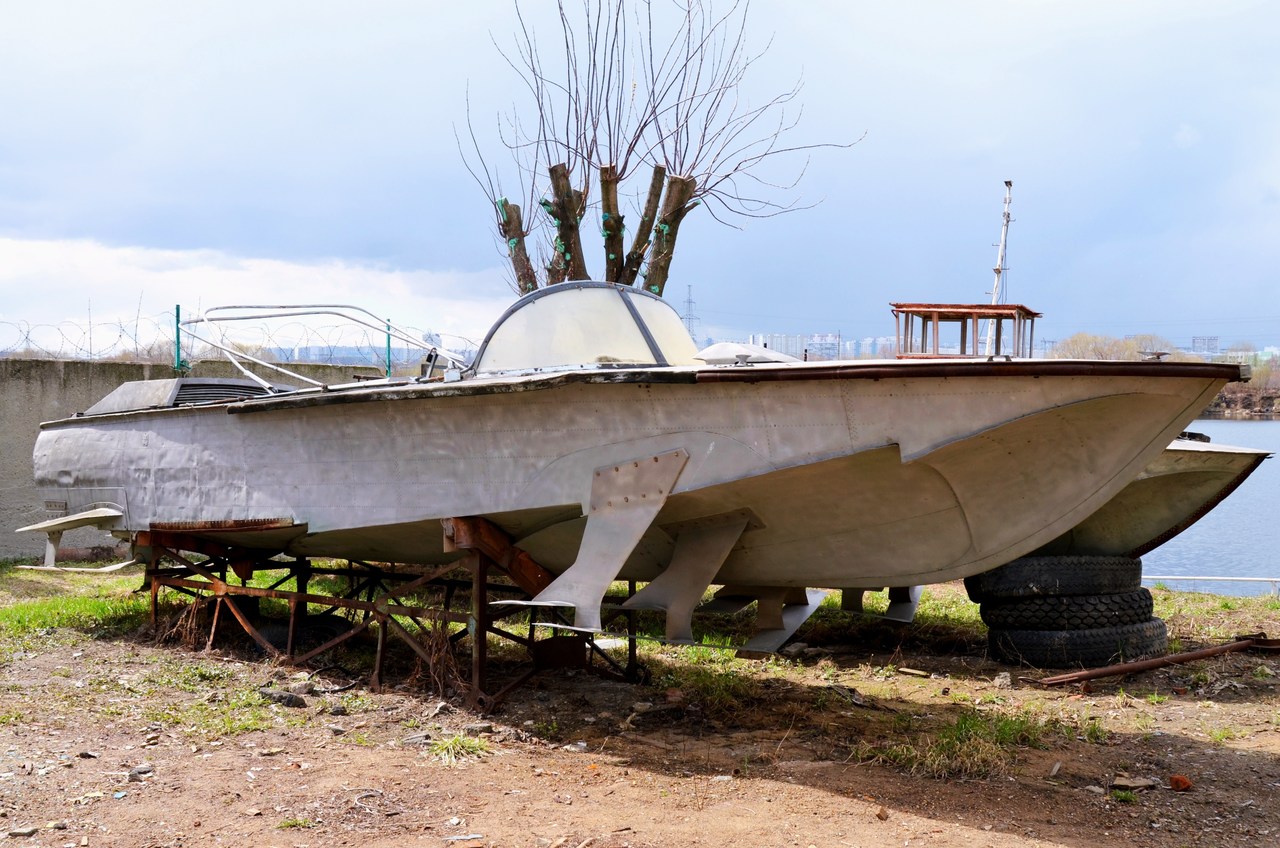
[138,516,641,712]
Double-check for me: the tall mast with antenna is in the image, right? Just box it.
[984,180,1014,356]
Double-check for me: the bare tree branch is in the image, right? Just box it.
[643,174,698,296]
[470,0,857,296]
[619,164,667,286]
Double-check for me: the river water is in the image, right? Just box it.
[1141,418,1280,596]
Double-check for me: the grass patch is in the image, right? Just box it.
[798,584,986,654]
[0,593,149,637]
[854,707,1057,779]
[532,719,560,739]
[276,818,315,829]
[141,688,283,738]
[429,734,491,765]
[339,692,376,713]
[142,662,235,692]
[1111,789,1138,803]
[1208,725,1243,745]
[1080,718,1108,744]
[646,644,769,720]
[1152,591,1280,645]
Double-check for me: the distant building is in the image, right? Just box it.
[747,333,806,358]
[745,332,878,360]
[805,333,842,361]
[1191,336,1220,355]
[852,336,897,358]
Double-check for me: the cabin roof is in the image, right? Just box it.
[890,302,1042,320]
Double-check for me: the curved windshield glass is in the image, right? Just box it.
[473,283,700,373]
[628,292,700,364]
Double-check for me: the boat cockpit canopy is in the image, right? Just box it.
[471,282,701,374]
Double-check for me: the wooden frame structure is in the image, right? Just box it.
[891,302,1041,359]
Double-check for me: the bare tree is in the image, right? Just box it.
[462,0,852,298]
[1048,332,1197,362]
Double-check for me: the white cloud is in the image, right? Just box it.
[3,1,1280,347]
[0,237,517,357]
[1173,123,1203,149]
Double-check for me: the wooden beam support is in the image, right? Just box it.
[442,516,555,596]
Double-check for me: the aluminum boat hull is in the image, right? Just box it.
[1031,436,1270,558]
[32,359,1234,588]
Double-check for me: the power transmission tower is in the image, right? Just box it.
[681,285,700,339]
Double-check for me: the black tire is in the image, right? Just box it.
[980,589,1154,631]
[964,556,1142,602]
[989,618,1167,669]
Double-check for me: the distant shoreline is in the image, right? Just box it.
[1205,383,1278,418]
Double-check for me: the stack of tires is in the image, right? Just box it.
[964,556,1167,668]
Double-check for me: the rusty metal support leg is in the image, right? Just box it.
[145,544,163,627]
[219,591,281,658]
[149,570,160,628]
[286,596,300,659]
[206,598,223,652]
[295,556,310,622]
[470,553,489,707]
[371,615,387,693]
[285,557,311,660]
[627,580,639,678]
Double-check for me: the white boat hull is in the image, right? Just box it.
[1031,436,1270,558]
[32,359,1233,589]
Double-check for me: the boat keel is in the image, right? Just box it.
[622,510,753,642]
[502,449,690,631]
[841,585,924,622]
[710,586,829,656]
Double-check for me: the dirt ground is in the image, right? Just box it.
[1,585,1278,848]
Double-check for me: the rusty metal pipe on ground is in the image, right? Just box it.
[1038,633,1280,687]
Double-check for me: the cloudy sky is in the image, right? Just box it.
[2,0,1278,356]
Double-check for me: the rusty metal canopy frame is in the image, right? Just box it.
[137,517,642,712]
[890,302,1042,359]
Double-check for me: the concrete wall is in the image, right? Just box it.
[0,358,379,560]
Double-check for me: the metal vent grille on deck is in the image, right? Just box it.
[173,383,272,406]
